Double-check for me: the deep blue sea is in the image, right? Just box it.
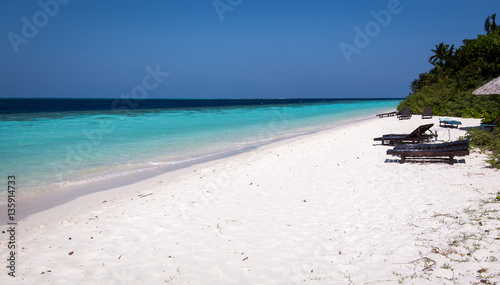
[0,98,400,200]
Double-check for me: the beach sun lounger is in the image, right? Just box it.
[386,140,469,165]
[439,118,462,128]
[397,107,412,120]
[376,111,397,118]
[421,107,433,119]
[477,115,499,132]
[374,123,437,145]
[477,124,496,132]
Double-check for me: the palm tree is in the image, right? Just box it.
[484,13,498,34]
[429,42,455,67]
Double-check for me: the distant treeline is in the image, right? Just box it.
[398,13,500,123]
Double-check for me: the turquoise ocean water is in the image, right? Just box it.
[0,99,400,201]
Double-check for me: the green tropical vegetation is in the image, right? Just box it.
[398,13,500,168]
[464,128,500,168]
[398,13,500,120]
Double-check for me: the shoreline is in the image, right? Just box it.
[0,112,381,224]
[0,103,394,201]
[3,115,499,283]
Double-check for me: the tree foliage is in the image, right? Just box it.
[485,13,498,34]
[429,42,454,67]
[399,14,500,122]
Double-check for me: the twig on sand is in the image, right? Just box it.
[394,257,436,272]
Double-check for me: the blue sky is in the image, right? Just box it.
[1,0,499,99]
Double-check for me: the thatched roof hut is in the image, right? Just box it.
[473,76,500,127]
[473,76,500,95]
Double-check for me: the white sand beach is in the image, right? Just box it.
[2,116,499,284]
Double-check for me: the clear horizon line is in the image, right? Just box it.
[0,97,405,100]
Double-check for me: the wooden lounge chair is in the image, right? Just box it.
[376,111,397,118]
[439,118,462,128]
[421,107,433,119]
[374,123,437,145]
[397,108,412,120]
[478,115,499,132]
[478,124,496,132]
[386,140,469,165]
